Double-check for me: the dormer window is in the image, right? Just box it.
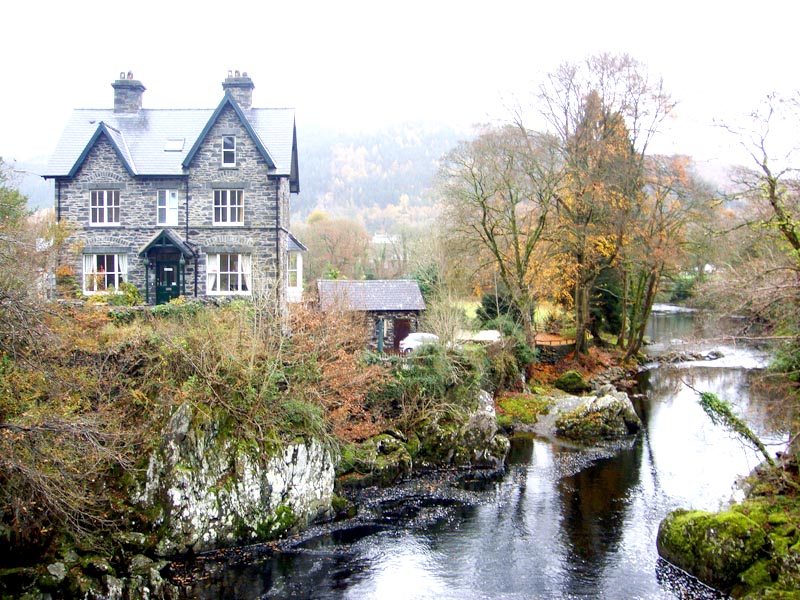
[222,135,236,166]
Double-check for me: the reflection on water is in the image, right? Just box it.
[172,309,792,599]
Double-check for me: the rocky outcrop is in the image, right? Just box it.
[338,390,510,487]
[135,403,335,556]
[554,386,642,440]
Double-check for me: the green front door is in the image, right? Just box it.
[155,261,180,305]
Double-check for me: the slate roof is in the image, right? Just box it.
[45,96,296,178]
[288,232,308,253]
[317,280,426,312]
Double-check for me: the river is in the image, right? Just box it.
[171,306,792,599]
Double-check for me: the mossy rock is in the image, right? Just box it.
[496,394,552,430]
[336,434,413,488]
[657,508,767,591]
[554,370,591,394]
[554,394,641,441]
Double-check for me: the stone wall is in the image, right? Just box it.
[536,343,575,365]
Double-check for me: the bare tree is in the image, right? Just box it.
[438,125,563,347]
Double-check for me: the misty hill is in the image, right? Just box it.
[294,123,472,230]
[12,158,53,211]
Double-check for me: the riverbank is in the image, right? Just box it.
[657,443,800,598]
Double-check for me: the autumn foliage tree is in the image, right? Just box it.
[538,53,676,353]
[295,211,371,281]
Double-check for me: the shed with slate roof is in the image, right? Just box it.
[45,71,304,307]
[316,279,426,352]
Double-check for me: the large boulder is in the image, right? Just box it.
[134,403,336,556]
[657,509,768,592]
[554,388,641,440]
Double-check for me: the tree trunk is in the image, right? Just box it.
[625,267,661,361]
[574,279,591,354]
[616,264,629,349]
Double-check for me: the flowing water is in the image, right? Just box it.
[171,307,793,599]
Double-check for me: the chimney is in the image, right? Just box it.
[222,70,254,109]
[112,71,146,114]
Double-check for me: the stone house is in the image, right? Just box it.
[44,71,305,306]
[316,279,426,352]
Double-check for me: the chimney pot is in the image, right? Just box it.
[113,75,146,114]
[222,71,254,109]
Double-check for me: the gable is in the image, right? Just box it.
[65,124,136,178]
[182,93,276,170]
[46,104,297,179]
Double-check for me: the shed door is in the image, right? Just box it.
[393,319,411,352]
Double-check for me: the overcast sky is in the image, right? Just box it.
[2,0,796,167]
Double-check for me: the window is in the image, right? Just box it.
[287,252,300,288]
[222,135,236,166]
[83,253,127,294]
[213,189,244,225]
[207,253,251,295]
[157,189,179,226]
[90,190,120,225]
[164,138,185,152]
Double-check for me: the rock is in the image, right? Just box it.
[134,403,336,556]
[657,508,767,591]
[338,388,509,484]
[338,434,414,488]
[45,562,67,584]
[554,370,591,394]
[112,531,149,551]
[554,390,642,440]
[460,390,509,469]
[128,554,154,576]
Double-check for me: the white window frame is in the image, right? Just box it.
[206,253,252,295]
[213,189,244,225]
[90,190,120,226]
[286,251,303,302]
[222,135,236,166]
[157,189,179,226]
[83,253,128,294]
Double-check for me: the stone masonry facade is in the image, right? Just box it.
[53,76,295,306]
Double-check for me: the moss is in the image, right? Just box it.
[554,370,590,394]
[255,504,296,540]
[657,508,768,591]
[555,409,624,440]
[739,559,773,590]
[404,432,421,457]
[496,394,552,430]
[336,435,413,487]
